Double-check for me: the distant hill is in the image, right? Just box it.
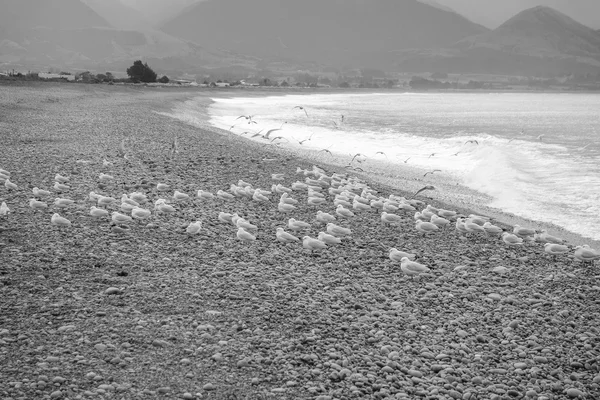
[0,0,110,31]
[120,0,203,27]
[0,0,257,75]
[161,0,488,69]
[394,6,600,75]
[81,0,151,30]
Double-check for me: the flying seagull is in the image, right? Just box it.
[293,106,308,117]
[319,149,333,156]
[410,185,435,200]
[423,169,441,177]
[428,153,436,158]
[298,133,314,145]
[350,153,366,163]
[403,157,411,163]
[375,151,387,158]
[464,140,479,145]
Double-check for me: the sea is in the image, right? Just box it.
[172,91,600,242]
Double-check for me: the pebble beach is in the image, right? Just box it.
[1,82,599,400]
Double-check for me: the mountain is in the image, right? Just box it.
[394,6,600,75]
[161,0,488,69]
[433,0,600,30]
[0,0,110,31]
[80,0,151,30]
[0,0,257,75]
[416,0,456,14]
[120,0,203,27]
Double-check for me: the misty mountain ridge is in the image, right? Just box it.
[160,0,488,69]
[0,0,256,75]
[395,6,600,75]
[457,6,600,61]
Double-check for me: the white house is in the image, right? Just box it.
[39,72,75,81]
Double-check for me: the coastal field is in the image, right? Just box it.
[0,82,599,400]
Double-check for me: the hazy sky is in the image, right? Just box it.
[433,0,600,29]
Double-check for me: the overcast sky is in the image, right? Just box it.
[433,0,600,29]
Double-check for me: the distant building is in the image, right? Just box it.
[215,82,230,88]
[39,72,75,81]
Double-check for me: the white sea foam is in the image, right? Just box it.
[166,92,600,241]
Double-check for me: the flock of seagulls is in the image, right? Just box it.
[1,159,598,279]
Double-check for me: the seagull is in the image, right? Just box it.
[156,183,170,192]
[197,190,215,200]
[544,243,569,258]
[276,227,300,243]
[99,173,114,181]
[270,136,288,143]
[307,197,327,206]
[430,214,450,228]
[326,222,351,237]
[186,221,202,235]
[280,192,298,205]
[0,201,10,216]
[129,192,148,203]
[54,198,75,208]
[428,153,436,158]
[53,182,70,192]
[352,199,372,211]
[111,225,131,234]
[171,135,179,155]
[173,190,190,202]
[0,168,10,177]
[389,248,416,262]
[253,190,269,202]
[131,207,151,220]
[51,213,71,227]
[4,179,18,190]
[303,236,327,250]
[464,219,486,235]
[293,106,308,117]
[403,157,411,164]
[236,218,258,231]
[319,149,333,156]
[264,127,284,139]
[272,173,285,181]
[237,227,256,242]
[423,170,441,178]
[102,159,113,167]
[112,212,133,225]
[297,134,314,145]
[536,134,544,141]
[278,202,297,212]
[318,232,342,245]
[217,190,235,200]
[374,151,387,158]
[218,212,233,223]
[316,211,336,223]
[574,245,600,263]
[415,220,439,235]
[288,218,312,231]
[535,230,565,244]
[120,202,136,213]
[464,140,479,145]
[54,174,69,183]
[483,221,503,235]
[513,225,536,238]
[502,232,524,246]
[381,212,402,225]
[400,257,430,279]
[350,153,366,164]
[90,206,109,218]
[97,196,117,207]
[410,185,435,200]
[336,204,355,218]
[29,199,48,210]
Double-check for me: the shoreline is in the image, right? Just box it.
[1,83,599,400]
[173,89,600,249]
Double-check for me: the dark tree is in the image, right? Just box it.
[158,75,170,83]
[126,60,157,83]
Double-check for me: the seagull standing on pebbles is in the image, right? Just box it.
[237,227,256,242]
[381,212,403,225]
[502,232,524,246]
[99,173,114,181]
[415,220,439,235]
[54,198,75,208]
[131,207,151,220]
[336,204,355,218]
[316,211,336,223]
[303,236,327,250]
[400,257,430,279]
[389,248,416,262]
[197,190,215,200]
[156,183,170,192]
[4,179,18,190]
[276,227,300,243]
[53,182,70,192]
[0,201,9,216]
[29,199,48,210]
[288,218,312,231]
[51,213,71,227]
[278,202,297,212]
[217,190,235,200]
[544,243,569,258]
[54,174,69,183]
[483,222,503,235]
[112,212,133,225]
[33,187,51,197]
[573,245,600,263]
[326,223,351,237]
[173,190,190,202]
[186,221,202,235]
[90,206,109,218]
[513,225,536,238]
[318,232,342,245]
